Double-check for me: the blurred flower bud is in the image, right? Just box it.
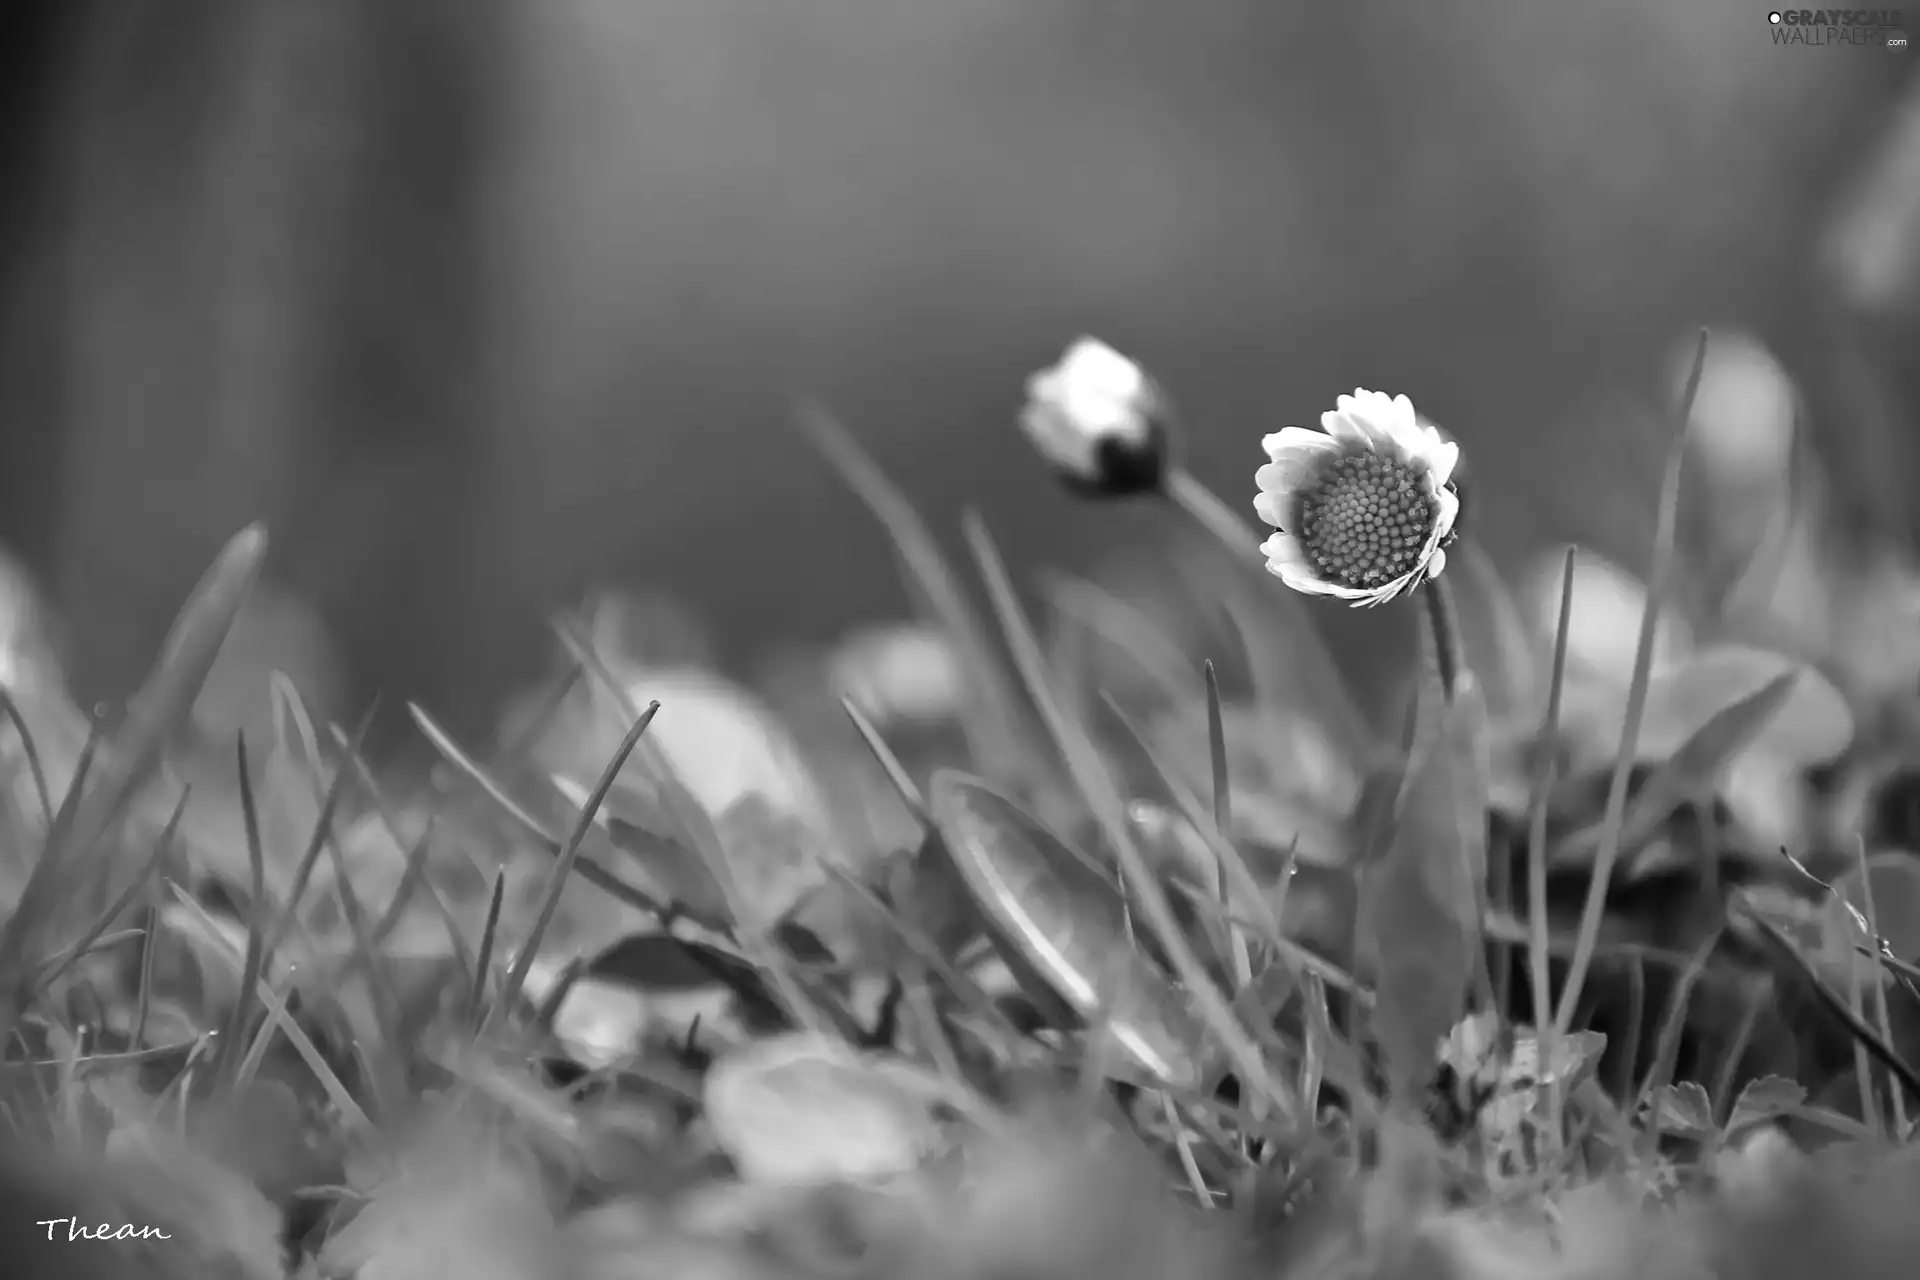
[1684,330,1797,494]
[827,622,964,726]
[1020,337,1171,497]
[1524,549,1690,687]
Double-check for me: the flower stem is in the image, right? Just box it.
[1164,467,1263,561]
[1423,575,1465,702]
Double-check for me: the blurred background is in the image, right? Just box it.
[0,0,1915,752]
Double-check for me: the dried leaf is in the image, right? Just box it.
[703,1032,949,1183]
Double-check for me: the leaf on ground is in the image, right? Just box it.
[1525,547,1690,689]
[1643,1080,1716,1138]
[584,932,787,1034]
[1553,667,1802,869]
[1564,644,1852,768]
[1356,681,1490,1101]
[322,1135,565,1280]
[703,1031,951,1184]
[1726,1075,1808,1135]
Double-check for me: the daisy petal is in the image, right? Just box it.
[1424,436,1460,488]
[1259,530,1312,571]
[1253,487,1287,529]
[1255,446,1330,505]
[1320,410,1378,452]
[1261,426,1340,463]
[1428,486,1461,547]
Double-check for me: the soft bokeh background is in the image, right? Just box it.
[0,0,1914,748]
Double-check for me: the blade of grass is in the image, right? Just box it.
[1737,891,1920,1103]
[1531,546,1577,1131]
[405,703,672,921]
[213,734,270,1094]
[797,401,1043,792]
[840,697,928,821]
[1852,833,1908,1135]
[3,718,99,959]
[1554,329,1710,1041]
[1849,927,1882,1135]
[409,703,564,847]
[1554,670,1800,868]
[1198,552,1372,767]
[1202,662,1254,996]
[468,870,508,1027]
[324,726,478,974]
[1042,572,1196,711]
[165,885,370,1129]
[30,786,189,999]
[817,860,1027,1052]
[1634,927,1723,1163]
[259,707,378,963]
[1096,695,1285,948]
[486,702,659,1038]
[46,526,267,902]
[963,510,1303,1127]
[367,819,437,949]
[132,902,158,1047]
[545,634,831,1031]
[0,689,53,826]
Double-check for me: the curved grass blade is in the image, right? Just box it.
[487,702,659,1036]
[407,701,671,921]
[52,526,267,878]
[840,696,928,822]
[929,769,1206,1090]
[29,786,189,999]
[1736,890,1920,1105]
[1555,329,1710,1041]
[213,734,270,1094]
[469,869,508,1027]
[796,401,1045,793]
[0,689,53,826]
[963,511,1300,1121]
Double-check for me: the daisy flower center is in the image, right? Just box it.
[1296,453,1435,588]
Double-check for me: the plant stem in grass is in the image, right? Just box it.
[1423,576,1465,703]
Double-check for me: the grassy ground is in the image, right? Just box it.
[5,334,1920,1279]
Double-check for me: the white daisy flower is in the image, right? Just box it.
[1254,388,1462,607]
[1020,337,1171,496]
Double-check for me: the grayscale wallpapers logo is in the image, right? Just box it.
[1768,8,1909,46]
